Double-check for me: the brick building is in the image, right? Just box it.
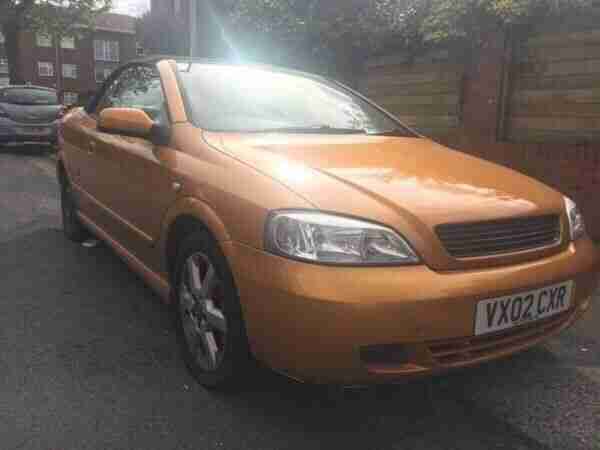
[0,13,140,105]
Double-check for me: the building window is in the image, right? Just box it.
[36,33,52,48]
[63,91,79,106]
[61,36,75,49]
[62,64,78,79]
[0,58,8,75]
[174,0,182,15]
[136,42,144,57]
[94,40,119,62]
[95,67,113,83]
[38,62,54,77]
[0,32,5,44]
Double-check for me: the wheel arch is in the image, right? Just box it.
[159,197,231,285]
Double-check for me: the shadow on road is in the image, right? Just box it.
[0,144,56,156]
[0,228,596,450]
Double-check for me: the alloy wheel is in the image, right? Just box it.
[178,252,228,371]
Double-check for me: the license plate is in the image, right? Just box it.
[474,281,573,336]
[19,127,50,135]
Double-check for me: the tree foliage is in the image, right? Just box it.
[371,0,592,52]
[0,0,112,84]
[225,0,367,79]
[226,0,592,71]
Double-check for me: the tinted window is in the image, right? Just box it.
[1,88,58,105]
[96,65,167,124]
[177,63,411,135]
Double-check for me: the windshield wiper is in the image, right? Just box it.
[367,128,413,137]
[248,125,367,135]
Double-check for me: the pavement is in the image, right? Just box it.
[0,148,599,450]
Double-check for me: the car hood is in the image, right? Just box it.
[205,132,567,270]
[0,102,61,123]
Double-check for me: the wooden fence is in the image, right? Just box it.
[358,23,600,240]
[506,23,600,143]
[360,53,463,139]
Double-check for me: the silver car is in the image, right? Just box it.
[0,85,63,148]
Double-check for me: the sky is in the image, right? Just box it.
[112,0,150,16]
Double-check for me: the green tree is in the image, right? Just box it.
[227,0,592,74]
[368,0,592,56]
[226,0,368,80]
[0,0,112,84]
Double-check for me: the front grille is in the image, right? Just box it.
[428,311,571,365]
[436,215,561,258]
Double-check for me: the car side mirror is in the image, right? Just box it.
[98,107,170,146]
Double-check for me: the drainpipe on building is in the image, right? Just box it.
[54,37,62,102]
[189,0,197,57]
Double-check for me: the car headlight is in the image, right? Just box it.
[265,210,420,265]
[564,196,586,241]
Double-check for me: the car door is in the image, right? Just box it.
[86,64,179,266]
[60,71,125,227]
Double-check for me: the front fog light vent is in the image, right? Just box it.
[360,344,411,366]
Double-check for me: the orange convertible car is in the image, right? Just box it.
[57,58,600,388]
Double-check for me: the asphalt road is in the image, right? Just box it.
[0,149,599,450]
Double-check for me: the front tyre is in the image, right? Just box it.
[174,231,252,390]
[60,178,89,242]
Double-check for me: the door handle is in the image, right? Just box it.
[88,141,96,154]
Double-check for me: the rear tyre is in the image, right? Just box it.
[60,175,89,242]
[173,230,252,390]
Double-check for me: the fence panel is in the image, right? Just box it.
[507,19,600,143]
[360,53,463,139]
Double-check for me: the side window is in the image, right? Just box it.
[95,65,167,124]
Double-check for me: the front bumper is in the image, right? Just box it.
[0,118,58,145]
[223,237,600,385]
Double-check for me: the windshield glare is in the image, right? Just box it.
[1,88,58,106]
[177,64,412,135]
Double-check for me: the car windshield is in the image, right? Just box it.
[2,88,58,106]
[177,63,414,136]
